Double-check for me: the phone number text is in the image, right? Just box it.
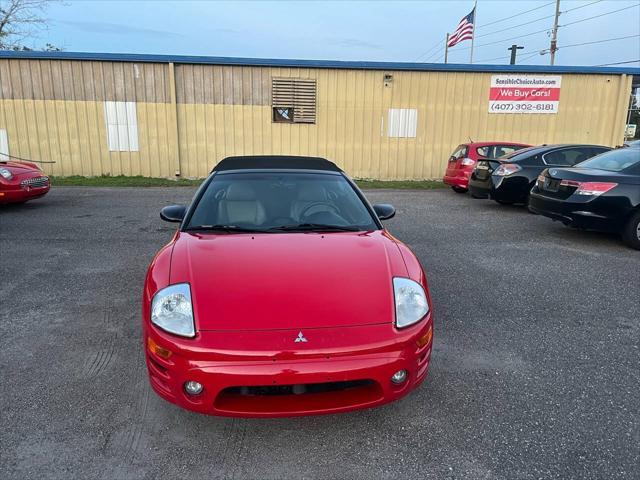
[489,102,558,114]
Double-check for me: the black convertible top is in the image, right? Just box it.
[212,155,342,173]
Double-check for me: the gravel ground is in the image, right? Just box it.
[1,186,638,480]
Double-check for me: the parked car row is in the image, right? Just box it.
[443,141,530,193]
[444,141,640,250]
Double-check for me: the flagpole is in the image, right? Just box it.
[444,33,450,64]
[469,0,478,63]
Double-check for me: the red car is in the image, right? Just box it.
[443,142,530,193]
[143,156,434,417]
[0,159,50,204]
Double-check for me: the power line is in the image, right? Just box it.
[476,44,551,64]
[449,3,640,55]
[430,1,640,63]
[561,3,640,28]
[453,26,552,52]
[559,34,640,50]
[561,0,603,14]
[424,46,446,63]
[594,59,640,66]
[469,34,639,64]
[414,39,444,62]
[475,13,556,39]
[475,54,512,63]
[477,1,555,29]
[419,0,556,61]
[519,51,545,63]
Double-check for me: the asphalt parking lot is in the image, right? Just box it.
[1,186,639,480]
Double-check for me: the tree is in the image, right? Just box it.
[0,0,60,51]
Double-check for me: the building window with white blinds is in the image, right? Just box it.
[272,78,317,124]
[387,108,418,138]
[0,129,9,161]
[104,101,139,152]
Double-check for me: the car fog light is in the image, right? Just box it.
[184,380,203,395]
[391,369,408,385]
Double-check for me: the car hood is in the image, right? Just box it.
[168,230,408,331]
[0,160,42,174]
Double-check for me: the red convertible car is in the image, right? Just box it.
[0,159,50,204]
[143,156,434,417]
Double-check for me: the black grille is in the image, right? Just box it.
[21,176,49,188]
[223,379,374,397]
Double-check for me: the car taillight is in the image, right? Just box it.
[494,163,522,176]
[574,182,618,196]
[460,158,475,166]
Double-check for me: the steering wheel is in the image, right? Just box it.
[299,201,341,220]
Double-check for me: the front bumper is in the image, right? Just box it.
[528,191,625,232]
[0,179,50,204]
[144,319,433,417]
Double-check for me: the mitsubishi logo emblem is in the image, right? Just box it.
[294,331,307,343]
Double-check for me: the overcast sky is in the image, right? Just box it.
[33,0,640,67]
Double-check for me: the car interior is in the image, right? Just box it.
[187,173,377,230]
[543,148,591,166]
[476,145,520,159]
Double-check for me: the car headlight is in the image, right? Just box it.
[393,277,429,328]
[151,283,195,337]
[0,168,13,180]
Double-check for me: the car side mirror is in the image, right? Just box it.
[373,204,396,220]
[160,205,187,223]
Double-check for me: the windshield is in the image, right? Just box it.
[575,149,640,172]
[186,172,379,232]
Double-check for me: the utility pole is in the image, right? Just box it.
[508,45,524,65]
[444,33,450,64]
[549,0,561,65]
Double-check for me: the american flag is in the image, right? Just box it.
[447,7,476,48]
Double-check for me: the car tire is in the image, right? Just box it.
[452,186,468,193]
[621,211,640,250]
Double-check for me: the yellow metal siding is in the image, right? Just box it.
[0,59,633,180]
[0,99,177,177]
[0,59,170,102]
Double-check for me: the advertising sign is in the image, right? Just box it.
[489,75,562,114]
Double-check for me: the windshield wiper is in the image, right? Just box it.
[268,223,360,232]
[185,224,267,233]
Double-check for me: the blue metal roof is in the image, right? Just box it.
[1,50,638,75]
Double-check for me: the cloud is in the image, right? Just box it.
[55,20,185,38]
